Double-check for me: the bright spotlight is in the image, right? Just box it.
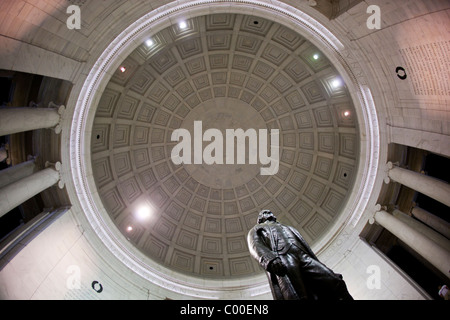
[313,53,319,60]
[145,39,154,47]
[179,21,187,29]
[331,78,342,88]
[136,205,151,220]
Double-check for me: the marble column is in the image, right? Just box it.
[0,167,60,219]
[392,209,450,251]
[411,205,450,239]
[0,105,64,136]
[0,158,37,189]
[372,208,450,279]
[385,162,450,207]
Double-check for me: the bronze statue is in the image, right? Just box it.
[247,209,353,300]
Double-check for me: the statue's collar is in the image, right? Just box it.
[261,220,278,225]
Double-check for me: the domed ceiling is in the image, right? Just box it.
[90,13,359,279]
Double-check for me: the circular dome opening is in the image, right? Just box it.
[89,13,360,279]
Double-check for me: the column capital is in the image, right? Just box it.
[369,204,387,224]
[45,161,64,189]
[48,101,65,114]
[384,161,402,183]
[49,102,66,134]
[383,162,393,183]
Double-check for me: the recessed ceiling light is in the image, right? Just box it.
[145,39,154,47]
[136,205,151,220]
[179,21,187,29]
[313,53,319,60]
[343,111,350,117]
[331,78,342,88]
[119,66,126,73]
[126,225,133,232]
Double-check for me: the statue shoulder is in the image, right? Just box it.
[248,224,268,239]
[247,225,259,237]
[288,226,309,244]
[287,225,300,235]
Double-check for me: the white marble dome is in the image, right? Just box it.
[90,13,359,279]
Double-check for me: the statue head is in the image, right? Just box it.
[257,209,277,224]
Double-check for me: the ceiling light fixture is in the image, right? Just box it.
[313,53,319,60]
[331,78,342,88]
[179,21,187,29]
[119,66,126,73]
[145,39,154,47]
[126,226,133,232]
[136,205,152,220]
[343,111,350,117]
